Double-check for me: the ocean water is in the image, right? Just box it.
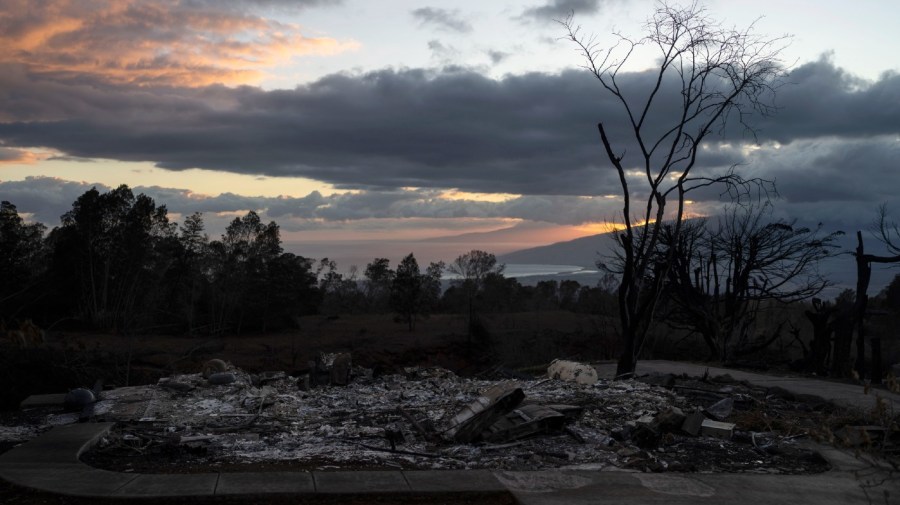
[497,264,595,278]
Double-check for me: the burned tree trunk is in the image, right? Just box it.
[854,232,870,379]
[804,300,833,376]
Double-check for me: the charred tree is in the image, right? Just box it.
[562,3,788,376]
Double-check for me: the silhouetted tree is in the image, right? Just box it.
[448,250,504,340]
[50,185,175,330]
[0,201,47,322]
[390,254,442,330]
[881,274,900,312]
[843,205,900,378]
[317,260,364,316]
[207,211,285,333]
[558,280,581,311]
[480,272,522,312]
[364,258,394,312]
[162,212,209,334]
[659,205,840,361]
[562,3,787,376]
[264,253,320,328]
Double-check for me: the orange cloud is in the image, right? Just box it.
[0,147,46,164]
[0,0,359,87]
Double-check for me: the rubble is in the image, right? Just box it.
[701,420,736,440]
[704,397,734,420]
[680,411,706,436]
[0,362,833,476]
[449,382,525,443]
[484,404,568,443]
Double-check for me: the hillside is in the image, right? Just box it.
[498,231,618,268]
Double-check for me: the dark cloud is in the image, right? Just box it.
[749,137,900,205]
[519,0,606,22]
[411,7,472,33]
[0,177,105,224]
[754,57,900,143]
[0,65,620,195]
[0,59,897,217]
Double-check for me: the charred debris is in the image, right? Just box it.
[23,356,845,473]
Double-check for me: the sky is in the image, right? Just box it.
[1,0,899,270]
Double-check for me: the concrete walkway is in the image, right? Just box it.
[1,362,898,503]
[0,422,510,499]
[595,360,900,414]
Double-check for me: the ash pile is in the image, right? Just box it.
[77,356,832,473]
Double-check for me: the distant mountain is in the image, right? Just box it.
[498,223,897,296]
[499,231,619,268]
[420,224,536,243]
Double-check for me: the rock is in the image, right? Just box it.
[207,372,236,385]
[704,397,734,420]
[63,388,96,411]
[202,359,228,379]
[547,359,598,386]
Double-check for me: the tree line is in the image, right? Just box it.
[0,185,619,336]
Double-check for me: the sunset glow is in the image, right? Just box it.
[0,0,360,87]
[0,0,897,268]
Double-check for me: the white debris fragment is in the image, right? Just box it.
[547,360,599,386]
